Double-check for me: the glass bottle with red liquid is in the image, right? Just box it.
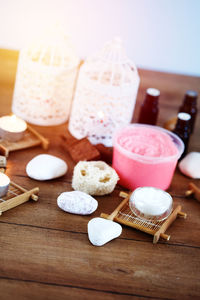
[179,90,198,133]
[173,112,191,158]
[138,88,160,125]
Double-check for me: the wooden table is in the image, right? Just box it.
[0,49,200,300]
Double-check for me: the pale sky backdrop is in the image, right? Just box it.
[0,0,199,76]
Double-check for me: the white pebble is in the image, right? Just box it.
[26,154,67,181]
[57,191,98,215]
[179,152,200,179]
[88,217,122,246]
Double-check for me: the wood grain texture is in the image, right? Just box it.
[0,48,200,299]
[1,222,200,299]
[0,279,140,300]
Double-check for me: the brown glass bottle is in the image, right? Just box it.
[138,88,160,125]
[179,90,198,133]
[173,112,191,158]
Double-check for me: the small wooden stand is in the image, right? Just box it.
[0,181,39,215]
[0,125,49,157]
[185,182,200,202]
[163,116,177,131]
[100,192,187,244]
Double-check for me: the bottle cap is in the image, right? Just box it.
[185,90,198,99]
[146,88,160,97]
[178,112,191,121]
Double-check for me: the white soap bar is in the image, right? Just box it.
[88,217,122,246]
[130,187,172,219]
[179,152,200,179]
[26,154,67,181]
[57,191,98,215]
[72,161,119,196]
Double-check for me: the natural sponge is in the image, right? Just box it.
[72,161,119,196]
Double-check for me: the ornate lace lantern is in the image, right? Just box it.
[68,37,140,147]
[12,26,79,126]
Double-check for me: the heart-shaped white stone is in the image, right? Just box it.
[88,217,122,246]
[26,154,67,181]
[57,191,98,215]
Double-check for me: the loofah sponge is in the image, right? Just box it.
[72,161,119,196]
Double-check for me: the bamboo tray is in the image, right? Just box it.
[0,181,39,215]
[186,182,200,202]
[100,192,187,244]
[0,125,49,157]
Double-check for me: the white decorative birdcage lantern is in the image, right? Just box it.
[12,25,79,126]
[68,37,140,147]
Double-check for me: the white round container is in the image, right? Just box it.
[0,173,10,197]
[0,115,27,142]
[129,187,173,221]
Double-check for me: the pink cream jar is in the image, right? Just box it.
[112,124,184,190]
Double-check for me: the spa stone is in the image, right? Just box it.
[57,191,98,215]
[179,152,200,179]
[88,217,122,246]
[26,154,67,181]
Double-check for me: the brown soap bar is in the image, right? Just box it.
[62,134,100,162]
[61,131,78,147]
[95,144,113,164]
[68,138,101,162]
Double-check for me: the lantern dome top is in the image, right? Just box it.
[98,37,129,64]
[24,24,79,68]
[82,37,138,86]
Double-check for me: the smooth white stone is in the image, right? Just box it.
[179,152,200,179]
[88,217,122,246]
[57,191,98,215]
[26,154,67,181]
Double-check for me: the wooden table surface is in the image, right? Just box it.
[0,49,200,300]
